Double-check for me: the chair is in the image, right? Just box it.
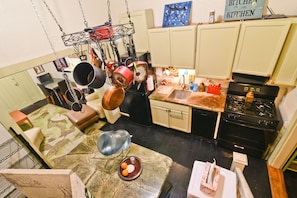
[57,80,70,104]
[58,80,86,105]
[37,83,56,104]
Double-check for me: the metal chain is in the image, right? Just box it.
[40,0,65,35]
[77,0,89,27]
[107,0,112,24]
[31,0,57,58]
[125,0,132,23]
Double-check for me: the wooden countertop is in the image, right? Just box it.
[149,83,227,112]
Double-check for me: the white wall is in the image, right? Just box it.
[0,0,296,70]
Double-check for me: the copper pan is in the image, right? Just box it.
[102,86,125,110]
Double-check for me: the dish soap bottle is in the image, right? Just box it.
[245,87,255,103]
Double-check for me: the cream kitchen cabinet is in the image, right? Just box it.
[150,99,192,133]
[148,25,197,69]
[119,9,154,54]
[0,71,43,111]
[271,19,297,86]
[232,19,291,77]
[195,22,241,79]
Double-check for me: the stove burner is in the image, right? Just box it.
[226,95,276,119]
[255,101,274,118]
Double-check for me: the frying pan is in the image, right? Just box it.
[102,86,125,110]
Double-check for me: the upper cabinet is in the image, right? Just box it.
[271,19,297,86]
[232,19,291,77]
[195,22,241,79]
[119,9,154,54]
[147,28,171,67]
[148,26,197,69]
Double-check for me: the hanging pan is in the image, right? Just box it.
[112,66,133,88]
[73,62,106,88]
[128,61,148,82]
[102,86,125,110]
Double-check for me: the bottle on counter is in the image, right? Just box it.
[209,10,215,23]
[245,87,255,103]
[198,83,205,92]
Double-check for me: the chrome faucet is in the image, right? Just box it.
[179,74,185,90]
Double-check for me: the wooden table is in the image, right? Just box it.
[9,110,33,127]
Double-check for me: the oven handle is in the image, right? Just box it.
[222,118,275,132]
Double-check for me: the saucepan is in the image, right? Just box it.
[73,62,106,88]
[112,66,133,88]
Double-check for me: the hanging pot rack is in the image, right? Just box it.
[41,0,135,47]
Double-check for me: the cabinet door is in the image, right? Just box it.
[120,9,154,53]
[148,28,171,67]
[0,71,43,111]
[232,20,291,76]
[151,105,169,127]
[271,19,297,86]
[195,22,241,79]
[170,26,196,69]
[169,109,191,133]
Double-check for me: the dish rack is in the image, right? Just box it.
[207,84,221,95]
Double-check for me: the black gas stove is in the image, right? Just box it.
[218,73,281,158]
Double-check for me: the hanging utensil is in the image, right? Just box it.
[112,66,133,88]
[90,47,102,68]
[128,61,148,82]
[63,73,83,111]
[129,34,137,61]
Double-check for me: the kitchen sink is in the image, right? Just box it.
[167,89,191,100]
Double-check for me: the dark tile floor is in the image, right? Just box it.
[21,100,297,198]
[101,116,297,198]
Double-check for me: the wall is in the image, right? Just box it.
[0,0,296,77]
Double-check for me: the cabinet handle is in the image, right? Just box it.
[234,144,245,150]
[169,111,183,119]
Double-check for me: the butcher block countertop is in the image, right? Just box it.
[149,83,227,112]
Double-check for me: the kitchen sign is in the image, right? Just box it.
[224,0,267,21]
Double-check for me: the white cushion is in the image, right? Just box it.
[86,99,105,118]
[24,127,44,149]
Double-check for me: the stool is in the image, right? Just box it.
[230,152,248,172]
[66,104,99,130]
[9,110,33,127]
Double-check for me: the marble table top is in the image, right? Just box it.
[52,131,173,198]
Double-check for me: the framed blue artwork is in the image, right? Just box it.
[162,1,192,28]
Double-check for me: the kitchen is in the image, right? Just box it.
[0,0,296,197]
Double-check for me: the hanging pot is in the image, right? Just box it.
[112,66,133,88]
[73,62,106,88]
[128,61,148,82]
[86,24,114,41]
[102,86,125,110]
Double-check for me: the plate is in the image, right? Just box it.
[118,156,142,181]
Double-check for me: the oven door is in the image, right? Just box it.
[217,116,277,158]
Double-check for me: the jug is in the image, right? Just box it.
[97,130,131,156]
